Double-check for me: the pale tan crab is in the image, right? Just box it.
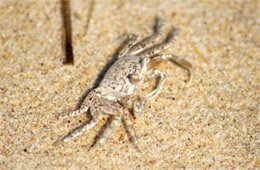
[55,17,192,145]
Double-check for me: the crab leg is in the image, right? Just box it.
[138,28,180,58]
[57,106,89,119]
[54,118,98,145]
[145,69,167,99]
[118,34,138,58]
[127,17,165,56]
[120,95,147,117]
[124,113,139,144]
[97,111,123,144]
[151,54,192,82]
[57,89,100,119]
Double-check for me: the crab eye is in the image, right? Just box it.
[127,74,132,81]
[138,57,142,63]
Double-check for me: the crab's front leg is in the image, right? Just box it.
[145,69,167,99]
[120,95,147,118]
[121,69,166,117]
[121,68,166,117]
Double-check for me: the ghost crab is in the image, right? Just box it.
[55,17,192,145]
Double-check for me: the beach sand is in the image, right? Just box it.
[0,0,259,169]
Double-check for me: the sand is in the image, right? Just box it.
[0,0,259,169]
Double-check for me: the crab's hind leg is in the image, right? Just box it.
[57,89,97,119]
[127,17,166,56]
[96,102,124,144]
[97,114,122,144]
[151,54,192,82]
[118,34,138,58]
[123,112,139,144]
[138,28,180,58]
[54,116,100,145]
[57,106,89,119]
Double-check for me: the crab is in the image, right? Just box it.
[55,17,192,146]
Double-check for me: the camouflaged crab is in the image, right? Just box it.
[55,17,192,145]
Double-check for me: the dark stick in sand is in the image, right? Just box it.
[61,0,74,64]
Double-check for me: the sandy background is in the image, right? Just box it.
[0,0,259,169]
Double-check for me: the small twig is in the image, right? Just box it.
[83,0,95,36]
[61,0,74,64]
